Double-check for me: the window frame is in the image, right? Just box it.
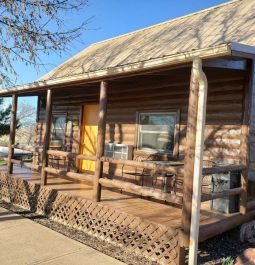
[51,113,67,145]
[135,109,180,157]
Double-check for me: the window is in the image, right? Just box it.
[51,115,66,143]
[137,111,178,154]
[104,143,133,160]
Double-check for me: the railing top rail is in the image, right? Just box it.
[101,157,245,176]
[12,144,43,153]
[44,151,245,175]
[101,156,185,175]
[47,149,97,161]
[202,164,246,175]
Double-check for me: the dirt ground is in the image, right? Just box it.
[0,200,254,265]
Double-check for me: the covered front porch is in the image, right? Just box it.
[3,165,253,240]
[1,43,255,264]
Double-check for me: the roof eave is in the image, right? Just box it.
[0,43,232,97]
[230,42,255,58]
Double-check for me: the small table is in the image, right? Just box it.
[143,160,184,193]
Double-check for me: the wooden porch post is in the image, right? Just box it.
[178,59,200,263]
[93,80,108,202]
[7,94,18,174]
[41,89,53,185]
[240,59,255,214]
[188,59,208,265]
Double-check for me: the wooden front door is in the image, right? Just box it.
[80,104,99,172]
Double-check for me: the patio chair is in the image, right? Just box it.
[120,153,154,187]
[170,159,216,194]
[133,153,157,186]
[134,154,176,193]
[49,144,71,170]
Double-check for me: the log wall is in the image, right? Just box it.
[35,67,246,179]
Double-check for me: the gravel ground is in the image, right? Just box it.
[198,228,255,264]
[1,200,254,265]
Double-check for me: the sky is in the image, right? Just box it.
[5,0,230,107]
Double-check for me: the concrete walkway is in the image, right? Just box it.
[0,207,125,265]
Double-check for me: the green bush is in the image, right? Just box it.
[222,256,235,265]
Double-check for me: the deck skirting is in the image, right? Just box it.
[0,173,181,265]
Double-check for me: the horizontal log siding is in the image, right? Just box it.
[36,68,245,176]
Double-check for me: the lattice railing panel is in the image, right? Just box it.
[0,173,180,265]
[0,173,11,202]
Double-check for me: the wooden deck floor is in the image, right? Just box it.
[2,166,243,242]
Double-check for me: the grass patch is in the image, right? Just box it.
[0,160,7,166]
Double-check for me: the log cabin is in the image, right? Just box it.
[1,0,255,264]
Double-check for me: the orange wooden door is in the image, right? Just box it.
[80,104,99,172]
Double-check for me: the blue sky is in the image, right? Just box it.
[14,0,229,85]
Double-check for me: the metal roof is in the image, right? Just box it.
[40,0,255,81]
[1,0,255,96]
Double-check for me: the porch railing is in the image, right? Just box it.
[4,143,253,258]
[4,145,247,209]
[3,144,42,171]
[44,150,185,205]
[44,149,96,183]
[9,147,245,206]
[201,187,244,202]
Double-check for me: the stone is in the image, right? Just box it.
[235,248,255,265]
[240,221,255,243]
